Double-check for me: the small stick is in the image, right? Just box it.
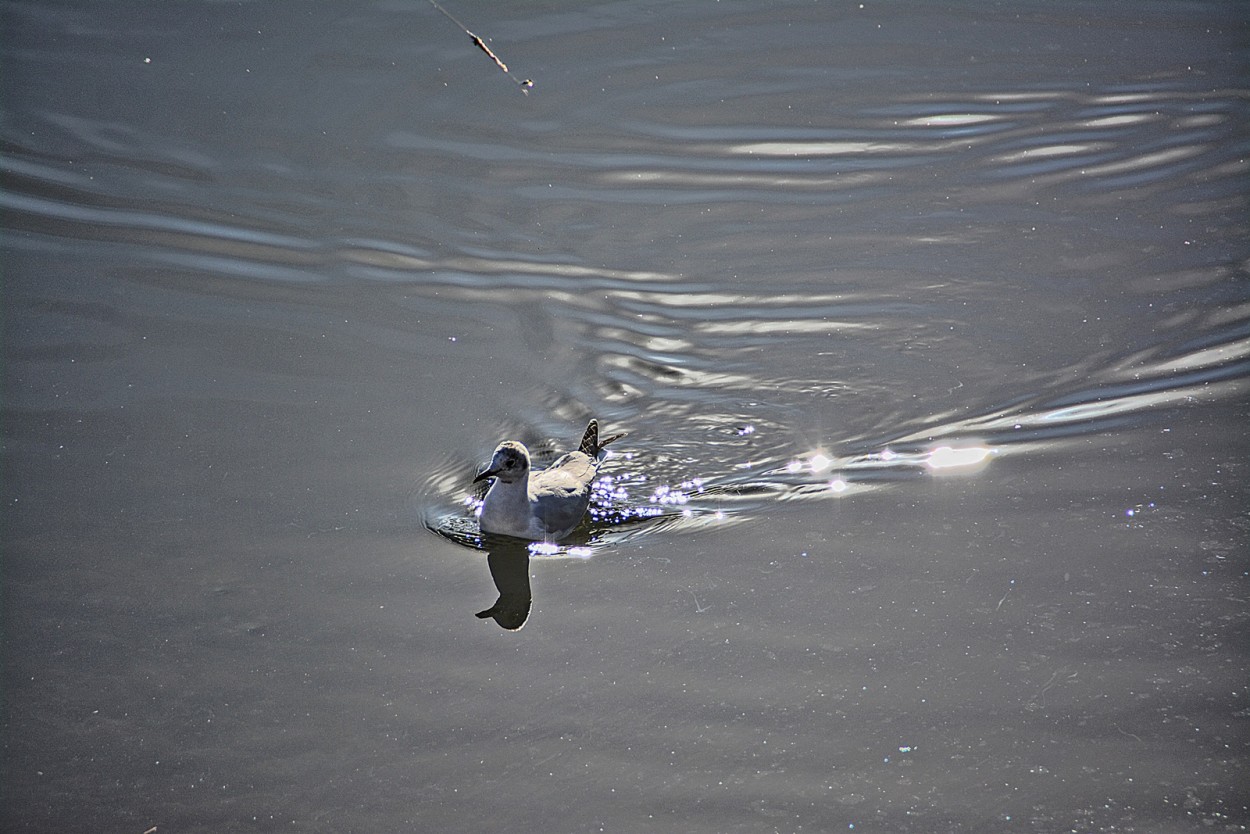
[688,589,710,613]
[426,0,533,93]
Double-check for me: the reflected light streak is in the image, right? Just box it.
[994,143,1108,162]
[1081,114,1158,127]
[731,141,930,156]
[973,91,1066,102]
[615,290,851,308]
[901,113,1003,126]
[1079,145,1206,178]
[602,170,878,189]
[1153,337,1250,374]
[925,445,994,470]
[888,375,1243,453]
[527,542,593,559]
[696,319,873,335]
[341,249,677,284]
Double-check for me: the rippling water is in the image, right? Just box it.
[3,1,1247,831]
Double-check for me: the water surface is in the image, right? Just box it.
[3,1,1247,831]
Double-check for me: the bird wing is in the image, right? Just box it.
[576,419,625,458]
[528,452,597,534]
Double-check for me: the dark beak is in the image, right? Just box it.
[473,466,498,484]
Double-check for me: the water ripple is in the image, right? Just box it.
[420,285,1249,549]
[5,65,1245,554]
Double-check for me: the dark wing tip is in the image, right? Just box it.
[577,419,599,455]
[577,418,624,456]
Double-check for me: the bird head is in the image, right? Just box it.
[473,441,530,484]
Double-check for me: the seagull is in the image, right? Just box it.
[474,419,624,542]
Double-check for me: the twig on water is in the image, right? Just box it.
[427,0,533,94]
[688,589,710,613]
[1115,724,1143,743]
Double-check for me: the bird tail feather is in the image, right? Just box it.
[578,419,624,457]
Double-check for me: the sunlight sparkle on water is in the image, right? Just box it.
[925,445,993,470]
[526,541,593,558]
[650,484,692,505]
[786,452,834,474]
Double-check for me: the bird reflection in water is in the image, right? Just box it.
[472,537,595,630]
[474,541,532,630]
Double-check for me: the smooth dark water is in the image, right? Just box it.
[3,1,1248,831]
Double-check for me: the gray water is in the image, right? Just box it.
[3,1,1248,831]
